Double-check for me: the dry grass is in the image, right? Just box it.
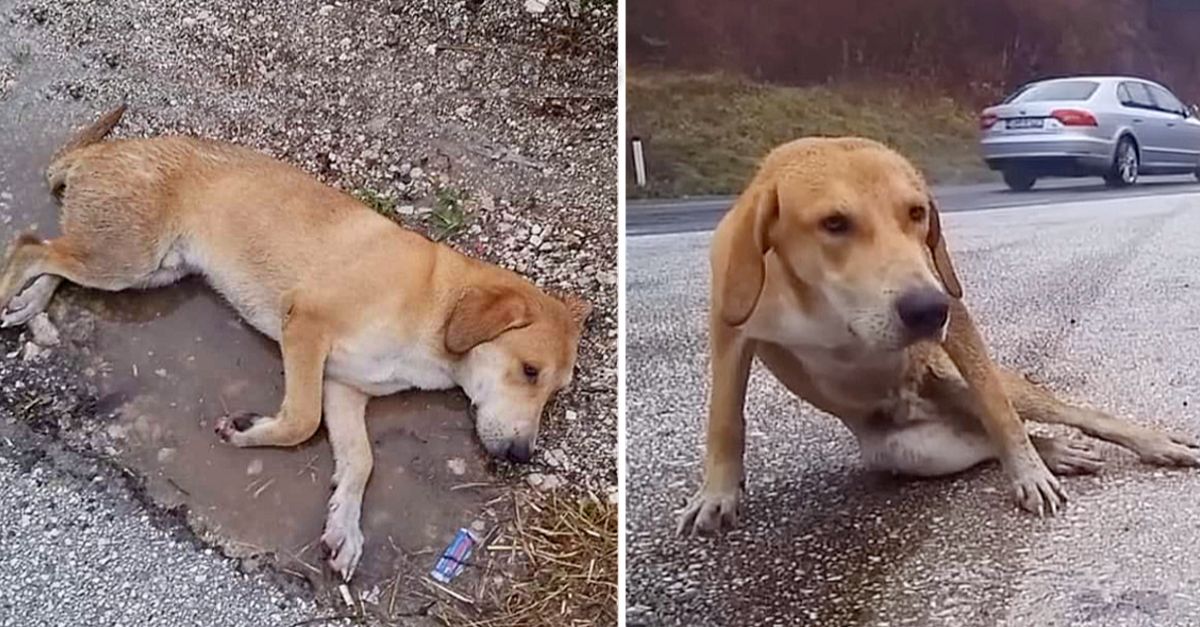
[437,489,618,627]
[627,70,993,198]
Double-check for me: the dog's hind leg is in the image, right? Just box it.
[859,420,996,477]
[1001,369,1200,467]
[215,298,330,447]
[1,275,62,327]
[860,419,1102,478]
[319,379,371,581]
[0,234,58,315]
[0,232,189,328]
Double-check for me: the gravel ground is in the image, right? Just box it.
[626,192,1200,626]
[0,0,617,487]
[0,424,339,627]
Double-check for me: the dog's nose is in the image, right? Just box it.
[505,440,534,464]
[895,288,950,337]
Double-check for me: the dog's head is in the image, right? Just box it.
[445,284,591,463]
[717,137,961,352]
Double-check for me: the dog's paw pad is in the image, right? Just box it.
[1011,465,1067,517]
[321,515,364,581]
[676,485,744,536]
[214,412,265,441]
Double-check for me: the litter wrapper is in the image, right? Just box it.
[430,528,478,583]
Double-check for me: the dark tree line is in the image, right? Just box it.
[629,0,1200,104]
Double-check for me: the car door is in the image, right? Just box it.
[1147,83,1200,169]
[1121,82,1173,169]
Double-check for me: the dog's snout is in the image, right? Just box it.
[895,288,949,337]
[505,439,534,464]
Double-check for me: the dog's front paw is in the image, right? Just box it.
[321,503,364,581]
[676,483,744,536]
[213,412,266,446]
[1007,454,1067,517]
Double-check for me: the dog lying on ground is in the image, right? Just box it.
[678,137,1199,535]
[1,106,591,578]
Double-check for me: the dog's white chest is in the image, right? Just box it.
[326,333,456,396]
[791,347,909,415]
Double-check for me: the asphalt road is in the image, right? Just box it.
[627,175,1200,236]
[626,184,1200,626]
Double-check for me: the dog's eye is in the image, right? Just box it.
[522,363,540,383]
[909,205,927,222]
[819,213,851,235]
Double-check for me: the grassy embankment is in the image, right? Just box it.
[627,71,994,198]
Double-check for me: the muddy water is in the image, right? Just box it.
[0,96,497,603]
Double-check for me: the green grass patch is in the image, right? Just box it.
[430,186,471,241]
[627,71,994,198]
[352,187,396,216]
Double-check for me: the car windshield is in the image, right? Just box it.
[1003,80,1100,103]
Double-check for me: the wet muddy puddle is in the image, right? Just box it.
[0,110,499,606]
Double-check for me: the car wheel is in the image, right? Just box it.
[1002,169,1036,192]
[1105,137,1138,188]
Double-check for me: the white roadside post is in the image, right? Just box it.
[631,136,647,187]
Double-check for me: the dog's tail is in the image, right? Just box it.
[46,103,128,196]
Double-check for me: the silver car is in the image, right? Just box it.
[979,76,1200,191]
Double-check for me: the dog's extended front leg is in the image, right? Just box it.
[216,301,329,447]
[677,318,755,535]
[943,299,1065,515]
[320,379,372,581]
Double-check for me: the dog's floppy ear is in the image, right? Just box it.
[559,293,593,329]
[926,198,963,299]
[545,289,593,330]
[445,285,533,354]
[717,183,779,326]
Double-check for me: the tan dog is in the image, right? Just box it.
[678,137,1199,535]
[1,106,591,578]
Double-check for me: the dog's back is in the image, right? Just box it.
[44,108,437,339]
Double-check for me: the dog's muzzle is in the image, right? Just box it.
[468,404,536,464]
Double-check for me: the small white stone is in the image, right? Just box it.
[447,458,467,475]
[247,459,263,476]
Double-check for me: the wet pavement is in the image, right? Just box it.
[0,45,496,616]
[626,192,1200,625]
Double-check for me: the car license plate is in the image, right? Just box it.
[1007,117,1044,129]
